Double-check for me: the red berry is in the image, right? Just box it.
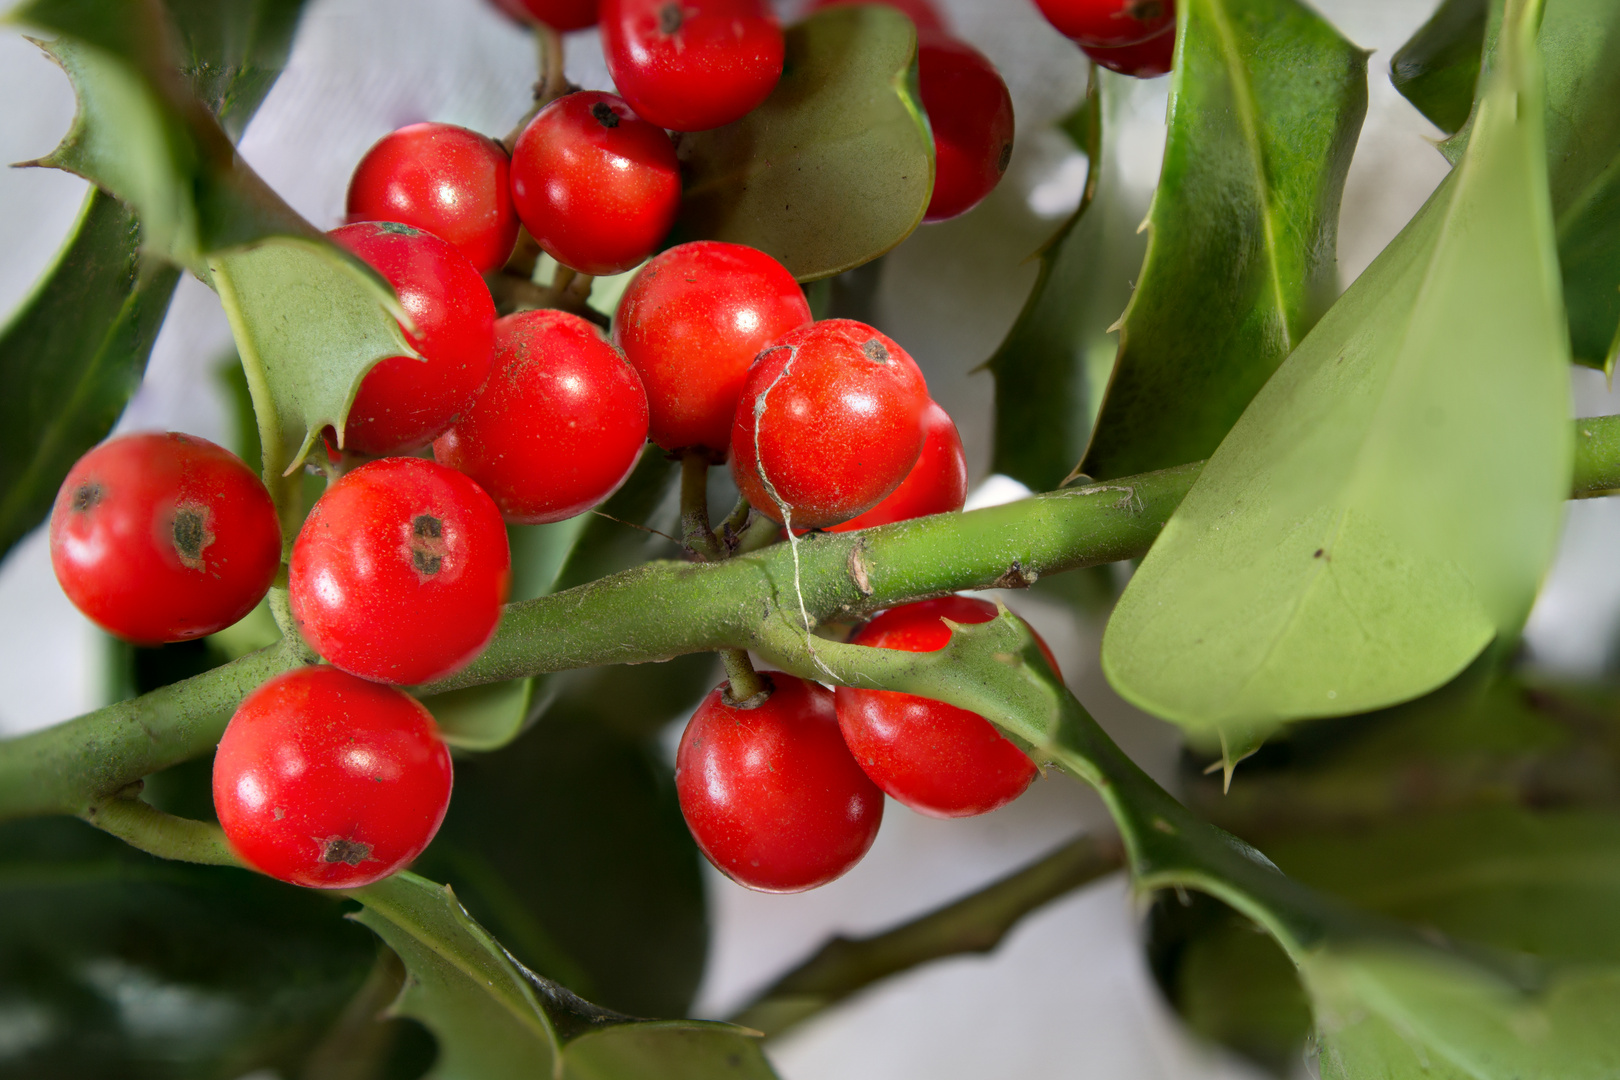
[510,92,682,275]
[486,0,599,30]
[614,242,812,456]
[805,0,948,35]
[919,33,1015,223]
[676,674,883,892]
[1033,0,1174,48]
[836,597,1060,818]
[213,666,453,889]
[434,311,649,523]
[600,0,784,133]
[289,457,510,685]
[731,319,930,529]
[49,433,281,645]
[346,123,519,274]
[328,223,497,457]
[826,400,967,532]
[1081,24,1175,77]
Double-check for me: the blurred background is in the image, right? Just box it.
[3,0,1618,1076]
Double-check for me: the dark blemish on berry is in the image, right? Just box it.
[659,1,684,34]
[321,836,373,866]
[1128,0,1164,20]
[412,514,446,575]
[862,338,890,364]
[172,505,213,571]
[591,101,621,129]
[997,142,1013,173]
[72,482,103,513]
[376,221,422,236]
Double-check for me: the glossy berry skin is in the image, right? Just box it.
[676,674,883,892]
[329,223,497,456]
[510,92,682,275]
[836,597,1060,818]
[827,400,967,533]
[1033,0,1174,48]
[435,310,649,524]
[731,319,930,529]
[213,666,453,889]
[487,0,599,30]
[289,457,510,685]
[806,0,948,35]
[919,33,1016,223]
[600,0,784,133]
[347,123,519,273]
[614,242,812,455]
[1082,25,1174,78]
[49,433,280,645]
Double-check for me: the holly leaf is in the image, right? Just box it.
[352,872,776,1080]
[985,70,1151,493]
[673,4,933,282]
[1390,0,1487,136]
[1098,0,1570,758]
[1076,0,1367,481]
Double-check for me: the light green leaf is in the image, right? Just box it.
[352,872,776,1080]
[423,679,536,752]
[673,5,933,282]
[1077,0,1368,481]
[1099,0,1570,756]
[1390,0,1487,136]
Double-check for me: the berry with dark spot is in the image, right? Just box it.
[49,433,280,644]
[730,319,930,529]
[1033,0,1175,48]
[676,673,883,892]
[289,457,510,685]
[213,665,453,889]
[435,310,650,523]
[600,0,785,132]
[918,32,1016,222]
[509,91,682,275]
[485,0,599,31]
[836,596,1060,817]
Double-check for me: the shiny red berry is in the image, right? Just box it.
[614,242,812,456]
[328,223,497,457]
[486,0,599,30]
[434,310,649,524]
[510,92,681,276]
[1033,0,1174,47]
[213,666,454,889]
[919,33,1015,223]
[600,0,785,133]
[836,596,1060,818]
[806,0,948,35]
[676,674,883,892]
[346,123,519,273]
[731,319,930,529]
[826,400,967,533]
[289,457,510,685]
[1081,24,1175,77]
[49,433,281,645]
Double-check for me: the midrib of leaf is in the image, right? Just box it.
[1554,153,1620,240]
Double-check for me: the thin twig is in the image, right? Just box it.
[680,451,723,560]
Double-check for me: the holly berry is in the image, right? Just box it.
[486,0,599,30]
[919,33,1016,223]
[731,319,930,529]
[826,400,967,533]
[213,666,453,889]
[806,0,948,35]
[836,596,1060,818]
[328,222,497,456]
[614,242,812,456]
[676,673,883,892]
[510,91,682,275]
[49,433,281,645]
[434,310,649,523]
[1082,25,1175,78]
[600,0,785,133]
[289,457,510,685]
[346,123,519,273]
[1033,0,1174,48]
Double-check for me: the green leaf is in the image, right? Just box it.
[162,0,309,141]
[1099,0,1570,757]
[673,4,933,282]
[352,873,776,1080]
[423,679,536,752]
[1077,0,1368,481]
[986,70,1151,492]
[1390,0,1487,136]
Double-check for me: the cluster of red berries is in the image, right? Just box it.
[1032,0,1177,77]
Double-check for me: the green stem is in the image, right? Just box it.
[679,451,723,560]
[729,833,1124,1038]
[721,649,768,706]
[81,794,243,867]
[1573,414,1620,496]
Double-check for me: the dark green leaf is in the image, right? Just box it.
[673,5,933,282]
[163,0,308,140]
[1078,0,1367,481]
[1390,0,1486,136]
